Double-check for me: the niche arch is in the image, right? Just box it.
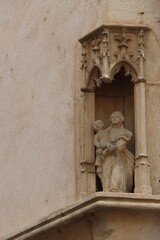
[109,59,138,82]
[95,65,135,154]
[87,65,101,88]
[79,25,152,196]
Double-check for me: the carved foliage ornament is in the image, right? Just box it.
[79,25,149,88]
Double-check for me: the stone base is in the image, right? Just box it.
[3,193,160,240]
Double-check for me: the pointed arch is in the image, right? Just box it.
[87,65,101,88]
[109,60,138,82]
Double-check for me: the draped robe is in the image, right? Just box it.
[97,125,134,192]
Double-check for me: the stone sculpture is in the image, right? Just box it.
[93,120,105,180]
[94,111,134,193]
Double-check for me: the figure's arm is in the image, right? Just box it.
[116,138,127,151]
[104,138,127,153]
[95,133,108,148]
[105,142,117,153]
[94,134,100,148]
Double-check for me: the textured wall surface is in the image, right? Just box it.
[0,0,159,238]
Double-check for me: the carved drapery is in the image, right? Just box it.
[79,25,152,196]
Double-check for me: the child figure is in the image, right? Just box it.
[93,120,105,178]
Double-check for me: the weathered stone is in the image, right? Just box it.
[0,0,160,239]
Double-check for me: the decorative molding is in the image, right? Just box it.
[134,76,146,84]
[5,193,160,240]
[79,24,150,88]
[79,24,150,43]
[80,41,87,70]
[138,29,145,79]
[114,28,132,61]
[80,87,95,92]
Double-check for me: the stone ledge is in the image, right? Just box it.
[3,193,160,240]
[79,24,150,43]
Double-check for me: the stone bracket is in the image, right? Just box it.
[5,193,160,240]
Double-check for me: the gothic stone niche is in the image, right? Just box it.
[79,25,152,196]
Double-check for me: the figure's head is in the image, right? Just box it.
[110,111,124,125]
[93,120,104,132]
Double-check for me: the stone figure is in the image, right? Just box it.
[94,111,134,193]
[93,120,105,179]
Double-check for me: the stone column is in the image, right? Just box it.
[134,78,152,194]
[80,89,96,197]
[134,29,152,194]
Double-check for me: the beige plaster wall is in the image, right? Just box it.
[0,0,159,238]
